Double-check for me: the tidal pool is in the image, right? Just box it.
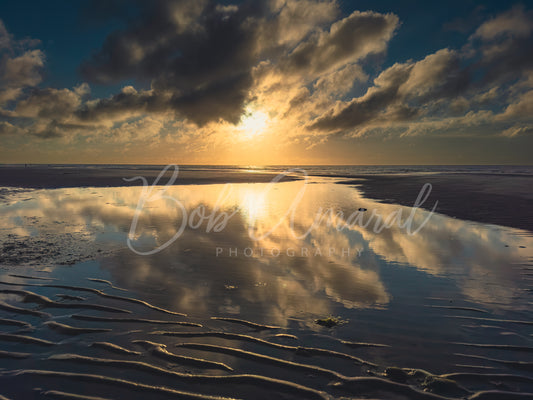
[0,177,532,399]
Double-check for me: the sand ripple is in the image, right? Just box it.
[1,275,533,400]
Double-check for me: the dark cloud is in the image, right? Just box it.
[79,1,400,127]
[75,86,165,122]
[168,72,253,125]
[80,0,266,125]
[399,49,468,101]
[2,2,532,144]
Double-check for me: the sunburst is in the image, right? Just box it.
[238,108,269,138]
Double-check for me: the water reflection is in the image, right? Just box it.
[1,180,532,327]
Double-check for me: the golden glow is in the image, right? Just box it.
[241,187,268,223]
[238,108,269,138]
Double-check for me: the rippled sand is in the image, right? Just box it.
[1,171,532,399]
[0,271,532,399]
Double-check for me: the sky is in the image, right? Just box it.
[0,0,532,165]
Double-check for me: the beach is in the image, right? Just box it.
[337,172,533,232]
[0,165,299,189]
[2,0,533,398]
[0,165,532,400]
[2,165,532,231]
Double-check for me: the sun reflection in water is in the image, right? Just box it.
[240,186,268,223]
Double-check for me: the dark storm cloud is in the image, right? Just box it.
[168,72,253,126]
[75,86,164,122]
[80,0,267,125]
[2,0,404,140]
[79,1,400,127]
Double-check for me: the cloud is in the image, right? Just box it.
[79,1,399,127]
[0,20,45,106]
[467,5,533,86]
[3,49,44,88]
[0,20,9,50]
[280,10,399,78]
[497,89,533,119]
[79,0,265,125]
[16,87,84,119]
[501,125,533,137]
[309,62,414,132]
[309,6,533,137]
[75,86,167,123]
[398,49,467,100]
[0,120,21,135]
[261,0,338,47]
[0,1,402,142]
[472,5,532,40]
[29,120,74,139]
[313,63,368,97]
[310,47,472,133]
[1,3,532,150]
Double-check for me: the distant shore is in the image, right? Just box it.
[335,173,533,232]
[0,165,299,188]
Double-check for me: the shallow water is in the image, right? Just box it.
[1,176,532,399]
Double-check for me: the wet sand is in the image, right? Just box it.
[2,166,532,232]
[1,271,533,400]
[0,166,298,189]
[336,173,533,232]
[1,171,532,399]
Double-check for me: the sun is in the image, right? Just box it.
[238,108,269,138]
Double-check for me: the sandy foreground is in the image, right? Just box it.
[0,168,532,399]
[1,266,532,400]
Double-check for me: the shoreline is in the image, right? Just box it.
[0,166,299,189]
[1,168,533,399]
[335,173,533,232]
[1,166,532,232]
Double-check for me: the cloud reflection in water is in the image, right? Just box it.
[1,181,531,327]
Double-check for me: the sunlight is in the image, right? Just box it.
[241,187,268,223]
[238,108,269,138]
